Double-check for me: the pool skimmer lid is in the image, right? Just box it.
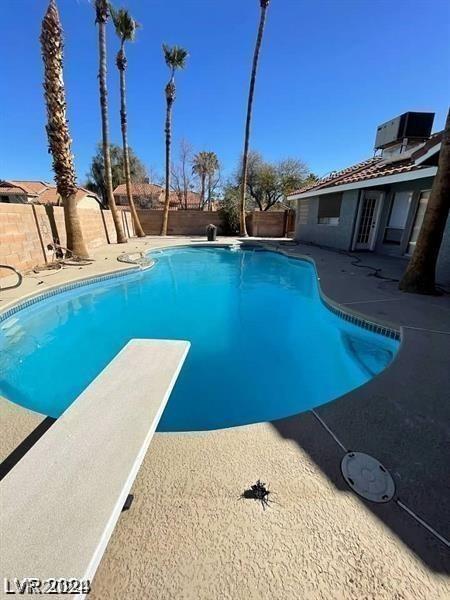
[341,452,395,503]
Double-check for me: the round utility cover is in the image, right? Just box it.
[341,452,395,503]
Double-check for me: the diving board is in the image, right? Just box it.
[0,339,190,599]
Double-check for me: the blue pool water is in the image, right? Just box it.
[0,247,399,430]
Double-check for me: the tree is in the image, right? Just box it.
[237,151,310,210]
[171,139,194,209]
[399,109,450,294]
[192,151,209,209]
[205,152,220,211]
[192,151,220,210]
[85,143,148,204]
[219,183,241,234]
[110,6,145,237]
[94,0,126,243]
[160,44,188,235]
[239,0,271,236]
[40,0,88,259]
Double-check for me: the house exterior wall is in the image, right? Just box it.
[294,189,359,250]
[0,194,28,204]
[373,176,450,283]
[294,176,450,285]
[114,195,128,206]
[77,195,101,209]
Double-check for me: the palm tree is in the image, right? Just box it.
[160,44,188,235]
[239,0,271,236]
[205,152,219,211]
[110,6,145,238]
[192,151,219,210]
[399,108,450,294]
[192,151,210,209]
[40,0,89,259]
[94,0,127,243]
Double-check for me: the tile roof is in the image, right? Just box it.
[114,183,208,210]
[113,182,163,196]
[0,180,47,196]
[37,187,100,206]
[169,190,202,209]
[0,180,100,205]
[10,180,50,195]
[289,133,441,197]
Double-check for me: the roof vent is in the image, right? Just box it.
[374,112,434,151]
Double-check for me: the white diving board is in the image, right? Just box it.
[0,339,190,599]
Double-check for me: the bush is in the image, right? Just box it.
[219,186,240,235]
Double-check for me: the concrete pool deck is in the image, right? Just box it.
[1,236,449,599]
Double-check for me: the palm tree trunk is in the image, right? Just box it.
[399,108,450,294]
[200,174,206,209]
[64,193,88,257]
[41,0,89,259]
[161,94,173,235]
[207,175,212,211]
[118,46,145,237]
[98,18,127,243]
[182,160,188,210]
[239,1,270,236]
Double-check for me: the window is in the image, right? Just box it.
[317,193,342,225]
[384,190,413,244]
[0,196,10,203]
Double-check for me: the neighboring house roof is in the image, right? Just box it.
[0,180,50,196]
[114,183,208,210]
[113,182,163,196]
[38,187,99,205]
[170,190,202,209]
[0,179,101,205]
[288,132,442,199]
[12,180,50,195]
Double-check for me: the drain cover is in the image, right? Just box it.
[341,452,395,503]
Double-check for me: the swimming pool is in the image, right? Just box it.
[0,246,399,430]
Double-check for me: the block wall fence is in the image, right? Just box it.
[0,204,291,277]
[0,204,133,277]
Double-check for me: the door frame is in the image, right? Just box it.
[352,189,384,251]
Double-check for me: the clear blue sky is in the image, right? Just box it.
[1,0,449,185]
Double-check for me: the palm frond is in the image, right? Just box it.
[95,0,109,24]
[162,44,188,70]
[192,151,219,176]
[110,5,138,41]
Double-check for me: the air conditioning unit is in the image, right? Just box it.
[374,112,434,150]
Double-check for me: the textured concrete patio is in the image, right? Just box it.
[1,237,449,599]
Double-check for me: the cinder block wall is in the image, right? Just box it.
[0,204,122,277]
[137,210,224,236]
[246,211,289,237]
